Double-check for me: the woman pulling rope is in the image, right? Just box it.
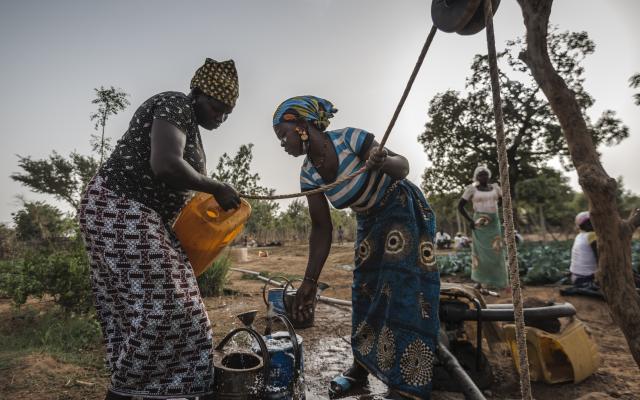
[272,96,440,399]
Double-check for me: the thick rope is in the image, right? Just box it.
[483,1,532,399]
[241,25,438,200]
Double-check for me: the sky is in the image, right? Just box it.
[0,0,638,224]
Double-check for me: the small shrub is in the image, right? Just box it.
[197,254,232,297]
[0,243,93,313]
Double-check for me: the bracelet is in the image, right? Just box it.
[303,276,318,285]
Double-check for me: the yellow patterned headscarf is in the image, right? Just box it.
[190,58,239,108]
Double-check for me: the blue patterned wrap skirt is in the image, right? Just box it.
[351,179,439,399]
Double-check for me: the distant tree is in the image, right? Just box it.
[630,73,640,106]
[210,144,279,241]
[89,86,130,165]
[12,200,73,242]
[275,199,312,242]
[329,208,357,242]
[516,168,574,233]
[517,0,640,367]
[615,177,640,217]
[245,201,280,242]
[426,192,462,235]
[12,84,128,211]
[211,144,271,197]
[419,29,628,204]
[11,151,99,210]
[0,223,17,259]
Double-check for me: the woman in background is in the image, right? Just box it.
[458,165,508,289]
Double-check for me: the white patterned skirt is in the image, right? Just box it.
[78,176,214,398]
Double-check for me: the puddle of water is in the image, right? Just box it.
[303,337,390,399]
[334,264,355,271]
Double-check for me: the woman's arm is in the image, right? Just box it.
[292,192,333,321]
[363,140,409,180]
[150,119,240,210]
[458,198,476,229]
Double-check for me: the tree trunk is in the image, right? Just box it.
[100,117,106,166]
[538,205,547,241]
[516,0,640,367]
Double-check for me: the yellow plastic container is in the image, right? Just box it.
[173,192,251,277]
[503,319,600,384]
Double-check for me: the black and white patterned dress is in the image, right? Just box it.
[79,92,215,397]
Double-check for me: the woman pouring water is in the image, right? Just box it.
[78,58,241,400]
[272,96,440,399]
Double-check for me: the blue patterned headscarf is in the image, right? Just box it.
[272,95,338,130]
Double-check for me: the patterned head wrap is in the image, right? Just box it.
[473,164,491,181]
[272,95,338,130]
[190,58,239,108]
[575,211,590,227]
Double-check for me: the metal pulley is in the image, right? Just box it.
[431,0,500,35]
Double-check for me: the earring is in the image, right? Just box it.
[295,127,309,141]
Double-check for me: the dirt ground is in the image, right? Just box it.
[1,243,638,399]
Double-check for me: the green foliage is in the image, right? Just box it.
[12,201,74,242]
[0,244,93,313]
[439,241,640,284]
[11,151,99,210]
[211,144,270,196]
[0,308,103,369]
[90,86,130,164]
[0,224,17,260]
[330,208,357,241]
[438,241,572,285]
[278,199,312,239]
[210,143,281,241]
[196,254,232,297]
[427,192,462,235]
[245,199,280,242]
[517,241,573,284]
[437,250,472,276]
[419,29,628,200]
[630,73,640,106]
[516,168,575,230]
[615,176,640,216]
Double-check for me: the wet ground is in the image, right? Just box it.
[1,244,639,399]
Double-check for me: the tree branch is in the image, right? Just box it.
[517,0,640,369]
[626,207,640,231]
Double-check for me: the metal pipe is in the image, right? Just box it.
[230,268,353,307]
[437,343,487,400]
[440,302,576,322]
[471,298,483,371]
[485,303,515,309]
[318,296,352,307]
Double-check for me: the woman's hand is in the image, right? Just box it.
[292,280,317,323]
[209,181,241,211]
[365,146,388,170]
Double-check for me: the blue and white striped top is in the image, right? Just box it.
[300,127,393,211]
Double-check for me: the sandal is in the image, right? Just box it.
[329,374,368,398]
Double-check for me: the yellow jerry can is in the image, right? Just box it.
[503,319,600,384]
[173,192,251,276]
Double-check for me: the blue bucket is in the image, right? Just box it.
[267,288,286,315]
[262,276,290,315]
[253,314,304,400]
